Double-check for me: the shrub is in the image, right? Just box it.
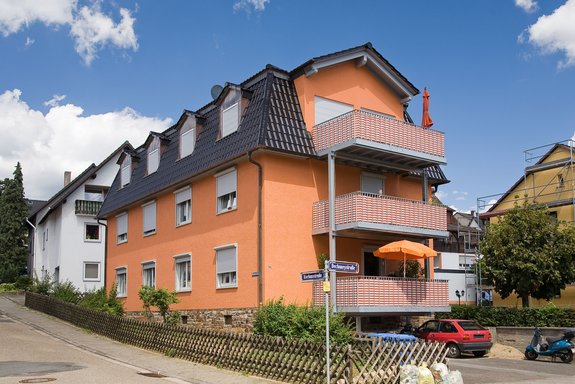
[0,283,16,292]
[52,280,82,304]
[14,275,32,291]
[138,286,179,322]
[254,297,353,344]
[30,274,53,295]
[79,284,124,316]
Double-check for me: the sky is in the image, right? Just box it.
[1,0,575,213]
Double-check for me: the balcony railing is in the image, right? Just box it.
[313,276,449,312]
[312,192,447,235]
[312,109,444,158]
[75,200,103,216]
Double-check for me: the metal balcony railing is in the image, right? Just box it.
[313,276,449,309]
[312,192,447,233]
[311,109,445,158]
[75,200,102,216]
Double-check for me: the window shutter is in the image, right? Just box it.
[143,202,156,233]
[117,214,127,235]
[361,175,384,194]
[314,96,353,125]
[175,188,191,204]
[216,247,236,274]
[222,103,239,137]
[217,170,237,197]
[121,158,131,186]
[180,125,195,157]
[85,263,99,279]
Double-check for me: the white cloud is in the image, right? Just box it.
[25,36,35,47]
[0,0,75,36]
[515,0,538,13]
[0,0,137,65]
[234,0,270,12]
[44,94,67,108]
[70,5,138,65]
[520,0,575,68]
[0,89,171,199]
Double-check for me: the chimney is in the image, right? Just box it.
[64,171,71,186]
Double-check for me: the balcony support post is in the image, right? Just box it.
[422,169,431,279]
[328,151,337,312]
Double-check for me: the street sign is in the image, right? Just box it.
[300,269,325,282]
[328,260,359,273]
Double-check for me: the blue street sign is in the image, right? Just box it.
[300,270,325,282]
[328,260,359,273]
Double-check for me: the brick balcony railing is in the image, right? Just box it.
[75,200,103,216]
[312,109,445,158]
[313,276,449,310]
[312,192,447,233]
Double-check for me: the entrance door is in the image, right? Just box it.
[363,250,383,276]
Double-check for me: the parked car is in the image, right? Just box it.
[415,319,492,358]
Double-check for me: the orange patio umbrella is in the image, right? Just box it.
[373,239,437,277]
[421,87,434,128]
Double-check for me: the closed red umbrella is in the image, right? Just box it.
[421,87,434,128]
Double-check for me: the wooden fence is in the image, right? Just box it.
[25,292,446,384]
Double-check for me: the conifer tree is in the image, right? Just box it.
[0,163,29,283]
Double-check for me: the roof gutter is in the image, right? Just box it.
[248,150,263,306]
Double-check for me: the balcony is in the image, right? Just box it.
[75,200,103,216]
[313,276,450,315]
[312,192,448,239]
[312,110,445,171]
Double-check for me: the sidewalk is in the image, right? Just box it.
[0,293,278,384]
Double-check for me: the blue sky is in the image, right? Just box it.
[1,0,574,213]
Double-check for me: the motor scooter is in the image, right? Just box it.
[524,327,575,363]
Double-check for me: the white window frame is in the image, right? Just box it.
[147,137,160,175]
[216,168,237,214]
[142,201,157,236]
[215,244,237,289]
[83,262,100,281]
[175,187,192,226]
[84,223,101,242]
[121,156,132,187]
[142,261,156,288]
[116,267,127,297]
[174,254,192,292]
[116,212,128,244]
[180,119,196,158]
[221,102,240,137]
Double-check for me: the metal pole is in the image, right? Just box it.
[324,260,330,384]
[328,151,337,312]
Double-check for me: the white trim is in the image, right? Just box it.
[174,187,192,227]
[141,260,156,288]
[115,267,127,297]
[174,253,192,292]
[84,222,101,243]
[214,244,238,289]
[83,261,101,281]
[116,212,128,244]
[142,200,157,236]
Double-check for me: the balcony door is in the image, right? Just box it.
[361,173,384,196]
[363,249,384,277]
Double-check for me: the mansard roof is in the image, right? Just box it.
[98,67,316,217]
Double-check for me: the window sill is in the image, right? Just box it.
[84,239,102,243]
[143,231,156,237]
[216,284,238,290]
[176,221,191,228]
[176,288,192,293]
[117,294,127,298]
[83,279,101,282]
[216,207,237,215]
[117,239,128,245]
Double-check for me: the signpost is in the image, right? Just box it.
[301,260,358,384]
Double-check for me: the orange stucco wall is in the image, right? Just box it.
[294,61,405,128]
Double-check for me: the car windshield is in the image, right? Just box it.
[457,321,484,330]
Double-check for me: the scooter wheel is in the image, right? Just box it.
[525,350,538,360]
[559,349,573,363]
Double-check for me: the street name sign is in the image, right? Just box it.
[328,260,359,273]
[300,270,325,282]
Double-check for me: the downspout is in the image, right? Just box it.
[26,219,37,278]
[248,150,263,306]
[422,170,430,279]
[97,218,108,290]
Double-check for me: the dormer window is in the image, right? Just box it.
[180,118,196,158]
[147,137,160,174]
[222,102,239,137]
[120,156,132,187]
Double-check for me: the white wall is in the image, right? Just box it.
[434,251,478,305]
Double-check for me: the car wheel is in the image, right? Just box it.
[446,343,461,358]
[559,349,573,363]
[524,350,538,360]
[472,351,487,357]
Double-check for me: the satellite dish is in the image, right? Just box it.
[210,84,223,100]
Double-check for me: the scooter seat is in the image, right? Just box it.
[546,336,562,344]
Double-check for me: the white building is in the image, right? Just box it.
[30,143,131,291]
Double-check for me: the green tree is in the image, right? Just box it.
[479,200,575,307]
[138,286,180,323]
[0,163,29,283]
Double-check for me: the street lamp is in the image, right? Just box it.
[455,289,465,305]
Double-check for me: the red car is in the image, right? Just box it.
[415,319,492,358]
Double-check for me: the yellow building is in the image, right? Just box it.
[482,141,575,307]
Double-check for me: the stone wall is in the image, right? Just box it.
[493,327,569,352]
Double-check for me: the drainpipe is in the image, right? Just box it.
[328,151,337,312]
[248,151,263,306]
[26,219,37,278]
[97,218,108,290]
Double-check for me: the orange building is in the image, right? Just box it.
[98,43,450,331]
